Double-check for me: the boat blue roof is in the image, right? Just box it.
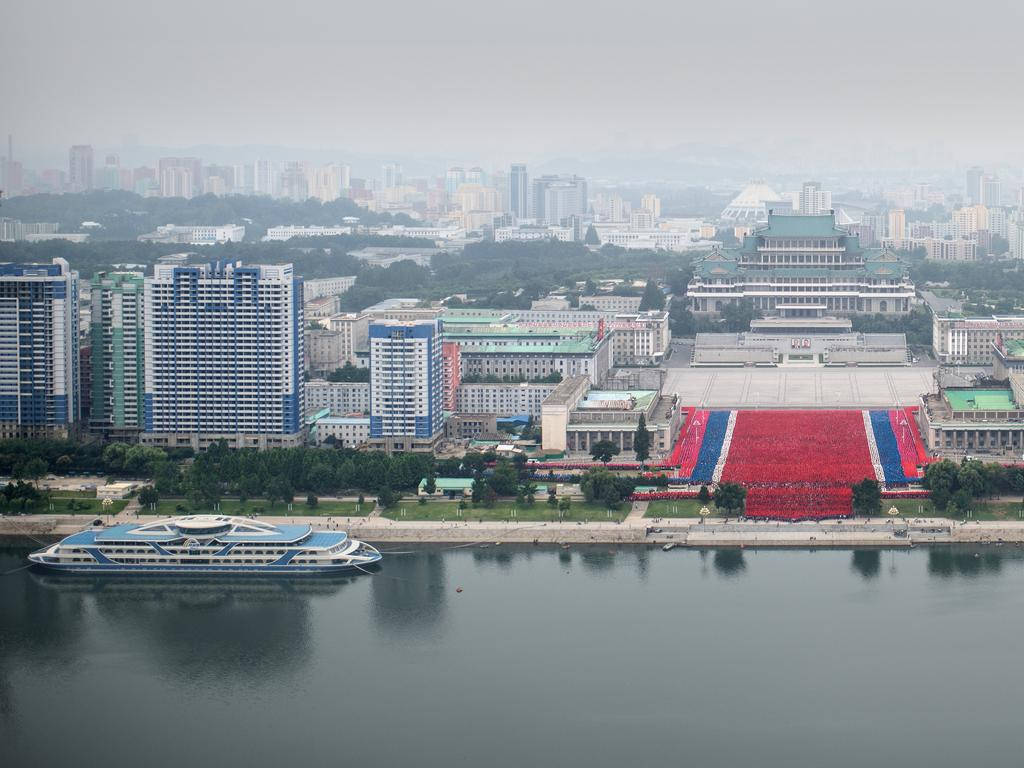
[93,524,313,543]
[59,525,347,549]
[303,531,348,548]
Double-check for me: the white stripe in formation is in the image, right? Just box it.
[712,410,738,484]
[862,410,885,483]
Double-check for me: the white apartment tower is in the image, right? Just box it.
[142,261,304,450]
[368,319,444,452]
[798,181,832,216]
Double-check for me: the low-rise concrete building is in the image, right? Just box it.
[994,338,1024,380]
[541,376,681,459]
[932,314,1024,365]
[460,334,611,386]
[305,381,370,416]
[580,294,643,313]
[444,413,499,439]
[310,415,370,447]
[918,374,1024,458]
[456,382,557,417]
[303,276,356,301]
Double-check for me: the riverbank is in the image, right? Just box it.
[5,511,1024,547]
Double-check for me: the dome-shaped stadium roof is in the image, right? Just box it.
[720,182,784,222]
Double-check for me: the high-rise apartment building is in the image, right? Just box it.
[0,259,79,438]
[382,163,403,189]
[509,164,529,219]
[89,272,145,438]
[887,208,906,240]
[445,167,466,199]
[158,157,201,197]
[981,175,1001,207]
[531,175,588,225]
[965,166,984,205]
[142,261,304,450]
[798,181,832,215]
[68,145,94,192]
[641,193,661,220]
[253,159,275,196]
[368,319,444,452]
[160,166,193,199]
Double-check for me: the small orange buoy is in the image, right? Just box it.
[455,587,463,593]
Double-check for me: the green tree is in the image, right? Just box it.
[306,493,318,508]
[924,460,960,510]
[712,482,746,514]
[590,440,621,464]
[633,413,652,465]
[584,225,600,246]
[558,496,572,518]
[489,460,519,495]
[851,478,882,516]
[138,485,159,509]
[638,279,665,311]
[20,457,48,488]
[471,476,487,504]
[424,475,437,495]
[377,486,399,509]
[547,486,558,507]
[697,485,711,504]
[602,485,621,510]
[720,299,758,332]
[483,486,498,508]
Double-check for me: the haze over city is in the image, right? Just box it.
[4,0,1024,171]
[6,3,1024,768]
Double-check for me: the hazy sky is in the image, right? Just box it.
[3,0,1023,165]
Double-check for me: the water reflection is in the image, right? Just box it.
[29,570,358,683]
[851,550,881,580]
[370,549,447,633]
[712,549,747,577]
[927,548,1005,578]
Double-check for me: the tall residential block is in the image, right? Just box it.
[89,272,145,438]
[68,145,94,192]
[142,261,304,450]
[509,163,528,218]
[368,320,443,452]
[0,259,79,437]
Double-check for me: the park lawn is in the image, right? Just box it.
[151,498,370,517]
[644,499,709,518]
[881,499,1022,520]
[963,501,1024,521]
[49,495,128,516]
[878,499,938,517]
[382,498,630,522]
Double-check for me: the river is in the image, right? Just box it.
[2,544,1022,767]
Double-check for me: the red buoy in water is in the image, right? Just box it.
[456,587,463,593]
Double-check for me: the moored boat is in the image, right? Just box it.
[28,515,381,575]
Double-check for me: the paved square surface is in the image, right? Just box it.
[663,367,937,408]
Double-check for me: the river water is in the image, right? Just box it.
[2,544,1023,767]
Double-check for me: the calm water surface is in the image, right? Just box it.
[2,544,1024,767]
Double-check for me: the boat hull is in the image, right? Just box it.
[28,559,380,576]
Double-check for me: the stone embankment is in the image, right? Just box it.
[4,512,1024,548]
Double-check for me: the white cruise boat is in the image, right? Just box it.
[28,515,381,575]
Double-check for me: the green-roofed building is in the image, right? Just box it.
[919,374,1024,456]
[458,330,612,385]
[688,211,915,317]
